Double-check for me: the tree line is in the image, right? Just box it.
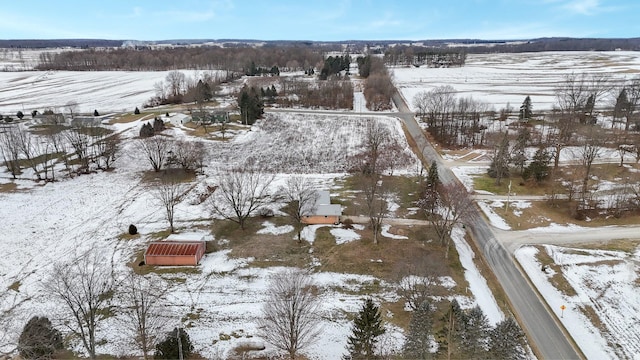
[35,46,325,72]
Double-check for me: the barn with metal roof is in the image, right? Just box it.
[144,241,206,266]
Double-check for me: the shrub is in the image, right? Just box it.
[155,328,193,360]
[4,116,13,123]
[93,109,100,116]
[16,111,24,119]
[18,316,64,359]
[128,224,138,235]
[134,107,140,115]
[342,217,353,229]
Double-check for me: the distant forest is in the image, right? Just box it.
[0,37,636,72]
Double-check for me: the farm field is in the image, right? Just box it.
[393,51,640,111]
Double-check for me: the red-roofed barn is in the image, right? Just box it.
[144,241,206,266]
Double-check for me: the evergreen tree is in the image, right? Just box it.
[139,122,154,138]
[583,94,596,121]
[488,317,527,360]
[523,146,551,183]
[403,301,433,360]
[18,316,64,359]
[437,299,465,359]
[519,96,533,120]
[154,327,193,360]
[422,161,440,217]
[93,109,100,116]
[237,86,264,125]
[458,306,490,358]
[614,87,630,120]
[511,127,531,174]
[346,298,385,360]
[134,106,140,115]
[153,117,165,133]
[488,133,510,185]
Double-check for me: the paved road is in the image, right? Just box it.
[391,91,583,359]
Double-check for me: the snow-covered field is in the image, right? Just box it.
[515,245,640,360]
[0,70,216,114]
[393,51,640,111]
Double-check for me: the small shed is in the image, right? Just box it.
[302,190,342,225]
[144,241,206,266]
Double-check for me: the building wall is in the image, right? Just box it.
[145,255,198,266]
[302,215,340,225]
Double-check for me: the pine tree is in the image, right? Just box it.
[18,316,64,359]
[614,88,629,120]
[346,298,385,359]
[519,96,532,120]
[154,327,193,360]
[488,133,510,185]
[134,106,140,115]
[488,317,527,360]
[403,301,433,359]
[422,161,440,217]
[511,127,531,174]
[523,146,551,183]
[458,306,490,358]
[93,109,100,116]
[437,299,465,359]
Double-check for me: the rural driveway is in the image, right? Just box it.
[391,90,584,359]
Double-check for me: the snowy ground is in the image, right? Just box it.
[515,245,640,360]
[393,51,640,112]
[0,110,498,359]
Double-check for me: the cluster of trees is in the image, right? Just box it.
[146,70,230,107]
[0,123,119,181]
[237,86,265,125]
[36,46,325,72]
[383,46,467,67]
[277,77,354,109]
[361,57,394,111]
[413,85,489,147]
[136,133,207,174]
[319,54,350,80]
[139,117,166,137]
[245,61,280,76]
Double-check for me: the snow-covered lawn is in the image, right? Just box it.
[515,244,640,359]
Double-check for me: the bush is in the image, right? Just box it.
[342,217,353,229]
[128,224,138,235]
[155,328,193,360]
[16,111,24,119]
[134,107,140,115]
[93,109,100,116]
[4,116,13,123]
[18,316,63,359]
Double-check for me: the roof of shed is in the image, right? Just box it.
[145,241,203,257]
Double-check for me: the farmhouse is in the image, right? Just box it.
[302,190,342,225]
[144,240,206,266]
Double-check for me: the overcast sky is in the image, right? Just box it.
[1,0,638,41]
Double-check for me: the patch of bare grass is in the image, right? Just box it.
[534,245,578,297]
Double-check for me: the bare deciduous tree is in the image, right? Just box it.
[154,179,186,233]
[209,167,274,230]
[422,184,474,258]
[168,140,207,173]
[278,176,318,242]
[45,250,116,360]
[0,125,22,178]
[137,136,172,172]
[259,269,322,360]
[119,273,170,360]
[65,100,79,119]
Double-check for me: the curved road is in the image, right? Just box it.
[391,92,583,359]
